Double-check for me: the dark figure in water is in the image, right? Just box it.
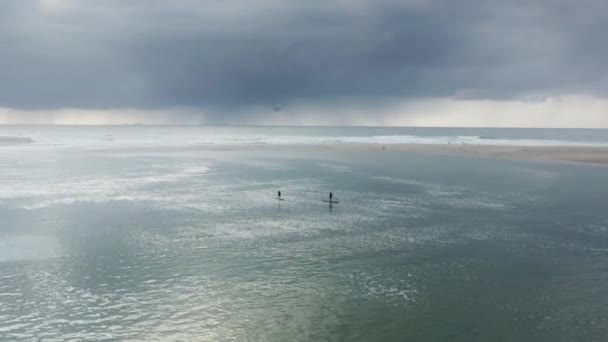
[329,192,333,201]
[278,191,281,199]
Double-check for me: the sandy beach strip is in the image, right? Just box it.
[377,144,608,165]
[94,143,608,165]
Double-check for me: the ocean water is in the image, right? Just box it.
[1,126,608,341]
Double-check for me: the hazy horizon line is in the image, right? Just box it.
[1,123,607,130]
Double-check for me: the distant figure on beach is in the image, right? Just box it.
[278,190,281,199]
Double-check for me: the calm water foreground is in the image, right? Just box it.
[1,131,608,341]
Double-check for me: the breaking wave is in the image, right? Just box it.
[2,127,608,148]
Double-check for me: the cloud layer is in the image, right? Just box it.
[1,0,607,125]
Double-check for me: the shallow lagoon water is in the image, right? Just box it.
[1,131,608,341]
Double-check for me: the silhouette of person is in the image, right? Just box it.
[329,192,333,202]
[278,191,281,199]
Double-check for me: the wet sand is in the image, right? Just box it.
[370,144,608,165]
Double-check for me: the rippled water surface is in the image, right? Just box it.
[1,130,608,341]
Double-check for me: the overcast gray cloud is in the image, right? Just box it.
[0,0,607,124]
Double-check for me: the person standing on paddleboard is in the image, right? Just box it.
[329,192,333,202]
[278,191,281,199]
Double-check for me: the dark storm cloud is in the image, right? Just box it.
[1,0,607,115]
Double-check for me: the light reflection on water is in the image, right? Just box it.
[1,147,608,341]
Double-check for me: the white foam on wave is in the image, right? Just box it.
[5,127,608,149]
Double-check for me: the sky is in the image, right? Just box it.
[0,0,607,127]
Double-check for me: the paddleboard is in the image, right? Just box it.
[273,197,286,201]
[323,200,339,204]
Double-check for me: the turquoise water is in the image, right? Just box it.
[1,127,608,341]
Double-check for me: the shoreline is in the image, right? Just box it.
[380,144,608,165]
[93,143,608,165]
